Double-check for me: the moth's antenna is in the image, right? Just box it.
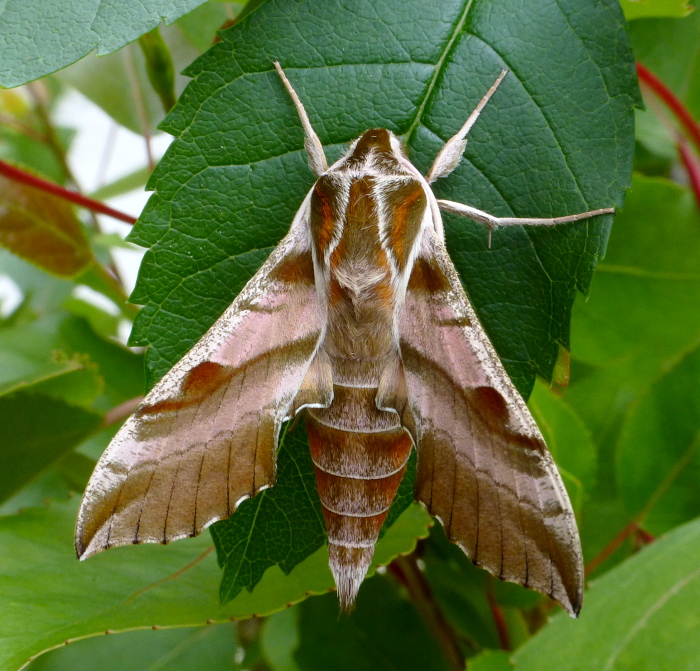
[274,61,328,177]
[427,69,508,183]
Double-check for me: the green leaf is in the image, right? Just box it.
[561,173,700,573]
[469,650,513,671]
[53,316,144,408]
[75,264,137,321]
[53,451,98,492]
[529,379,597,512]
[62,295,120,339]
[420,524,539,657]
[566,174,700,470]
[51,11,212,134]
[175,1,236,53]
[0,0,212,88]
[88,169,151,202]
[0,497,430,670]
[634,107,676,163]
[371,503,432,567]
[0,354,85,399]
[0,468,77,517]
[0,499,317,671]
[0,90,76,183]
[138,27,177,114]
[91,232,143,251]
[0,393,102,503]
[293,575,452,671]
[261,608,302,671]
[0,125,68,187]
[617,345,700,535]
[28,624,240,671]
[619,0,693,20]
[211,428,326,603]
[0,315,110,512]
[629,9,700,119]
[0,317,102,405]
[512,516,700,671]
[0,174,93,278]
[0,314,144,508]
[130,0,637,396]
[0,313,142,410]
[0,249,73,319]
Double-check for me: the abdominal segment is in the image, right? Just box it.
[304,143,425,609]
[305,380,412,611]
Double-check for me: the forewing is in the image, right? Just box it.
[399,229,584,615]
[76,198,326,559]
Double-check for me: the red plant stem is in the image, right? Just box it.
[679,140,700,211]
[388,555,464,671]
[126,45,155,171]
[486,576,511,651]
[585,522,638,577]
[637,62,700,152]
[0,159,137,225]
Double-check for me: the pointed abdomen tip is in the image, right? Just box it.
[329,544,374,612]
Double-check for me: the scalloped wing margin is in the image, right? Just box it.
[398,229,584,616]
[76,196,327,559]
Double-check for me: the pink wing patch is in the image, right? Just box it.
[398,230,583,616]
[76,218,326,559]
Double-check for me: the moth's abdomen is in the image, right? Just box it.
[306,382,412,611]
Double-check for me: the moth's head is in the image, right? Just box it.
[342,128,408,173]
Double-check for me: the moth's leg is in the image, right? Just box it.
[438,199,615,248]
[426,70,508,184]
[274,61,328,177]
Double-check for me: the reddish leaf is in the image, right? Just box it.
[0,175,93,278]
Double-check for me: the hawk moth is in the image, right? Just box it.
[76,63,613,615]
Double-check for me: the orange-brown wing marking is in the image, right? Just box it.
[384,180,426,270]
[76,217,326,559]
[398,230,583,615]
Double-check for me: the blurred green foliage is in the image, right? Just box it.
[0,1,698,670]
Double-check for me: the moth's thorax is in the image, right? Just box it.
[343,128,408,174]
[310,129,428,364]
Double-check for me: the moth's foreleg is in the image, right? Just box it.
[426,69,508,184]
[437,199,615,248]
[274,61,328,177]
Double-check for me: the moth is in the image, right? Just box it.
[76,63,614,616]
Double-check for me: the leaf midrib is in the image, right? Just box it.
[404,0,476,142]
[602,562,700,670]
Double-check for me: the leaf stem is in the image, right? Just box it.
[125,45,155,171]
[102,396,144,428]
[0,159,137,225]
[637,62,700,153]
[586,432,700,576]
[0,112,47,143]
[28,82,80,189]
[138,27,177,114]
[124,546,215,604]
[388,554,465,671]
[638,430,700,524]
[486,575,511,651]
[678,140,700,211]
[584,522,637,577]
